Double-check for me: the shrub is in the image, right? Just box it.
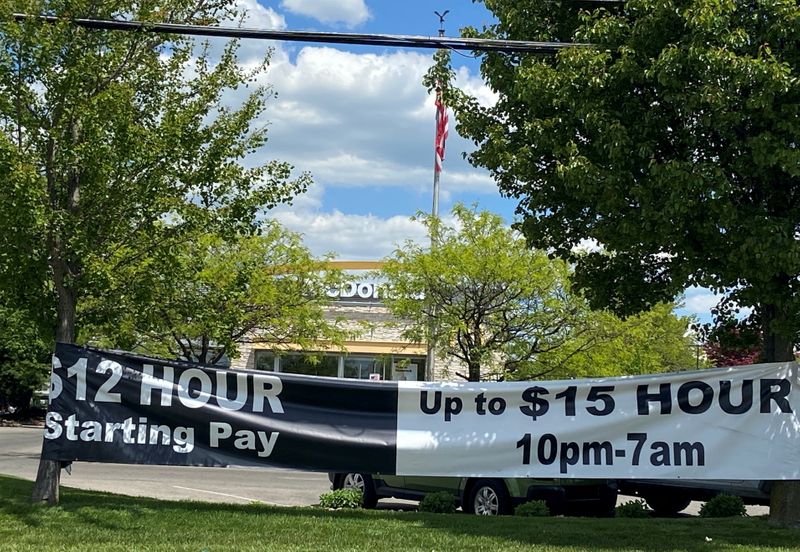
[699,494,747,518]
[514,500,550,517]
[318,488,363,509]
[615,499,651,518]
[0,306,51,413]
[0,360,49,412]
[418,491,457,514]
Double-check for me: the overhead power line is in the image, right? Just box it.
[12,13,593,54]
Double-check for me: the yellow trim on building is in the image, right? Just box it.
[328,260,385,270]
[263,340,426,356]
[341,341,426,355]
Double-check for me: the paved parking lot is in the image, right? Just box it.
[0,426,769,515]
[0,426,332,506]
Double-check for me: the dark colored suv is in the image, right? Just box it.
[618,479,771,515]
[329,472,618,516]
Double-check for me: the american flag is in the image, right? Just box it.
[434,88,449,174]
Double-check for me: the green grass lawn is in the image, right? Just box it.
[0,475,798,551]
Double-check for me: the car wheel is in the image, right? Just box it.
[468,479,512,516]
[340,473,378,509]
[644,492,692,516]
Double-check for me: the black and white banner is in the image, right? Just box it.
[44,343,800,479]
[43,344,397,473]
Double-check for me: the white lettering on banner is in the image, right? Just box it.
[54,359,286,414]
[49,355,62,404]
[95,360,123,403]
[140,364,175,406]
[178,368,213,409]
[209,421,279,457]
[253,374,284,414]
[215,370,249,411]
[395,362,800,479]
[44,412,194,453]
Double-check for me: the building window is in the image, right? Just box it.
[391,357,423,381]
[279,353,339,377]
[344,356,387,380]
[252,350,426,381]
[254,351,276,371]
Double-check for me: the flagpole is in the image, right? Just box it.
[431,170,440,219]
[426,12,448,382]
[426,150,439,382]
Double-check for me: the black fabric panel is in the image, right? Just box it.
[42,343,398,474]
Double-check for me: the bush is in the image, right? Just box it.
[0,305,51,412]
[0,360,49,412]
[418,491,457,514]
[699,494,747,518]
[514,500,550,517]
[615,499,651,518]
[318,488,363,509]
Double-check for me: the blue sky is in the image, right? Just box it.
[217,0,719,324]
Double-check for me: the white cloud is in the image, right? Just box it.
[455,66,498,108]
[306,154,423,186]
[267,47,431,105]
[443,170,497,194]
[252,46,495,194]
[280,0,370,27]
[276,152,495,196]
[683,287,723,315]
[571,238,602,254]
[200,5,504,262]
[236,0,286,29]
[270,209,427,259]
[246,43,505,260]
[194,0,287,68]
[207,32,497,202]
[676,287,752,324]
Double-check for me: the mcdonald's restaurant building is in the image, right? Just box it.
[230,261,452,382]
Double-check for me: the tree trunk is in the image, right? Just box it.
[30,458,61,505]
[31,255,76,504]
[468,362,481,382]
[770,480,800,528]
[761,303,800,527]
[761,304,794,364]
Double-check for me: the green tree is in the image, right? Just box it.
[1,0,310,503]
[381,205,593,382]
[82,223,348,365]
[523,303,701,381]
[0,300,51,412]
[0,139,53,411]
[447,0,800,526]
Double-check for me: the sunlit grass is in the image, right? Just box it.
[0,475,797,551]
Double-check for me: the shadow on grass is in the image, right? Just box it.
[0,475,795,551]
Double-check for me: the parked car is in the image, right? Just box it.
[329,472,618,516]
[618,479,771,515]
